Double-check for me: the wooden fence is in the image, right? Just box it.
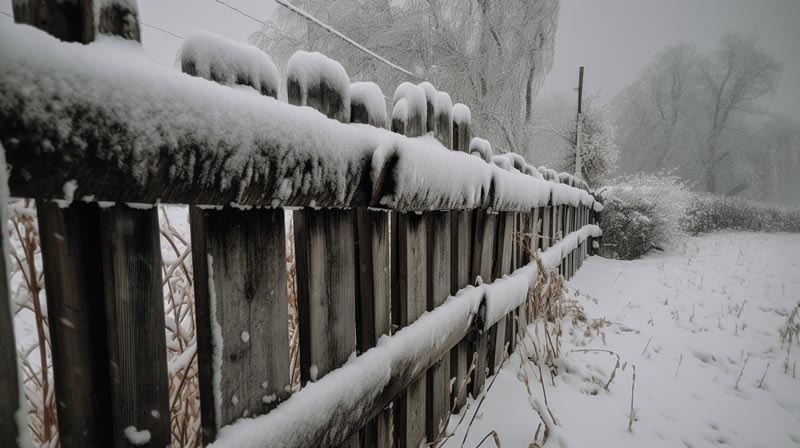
[0,2,602,447]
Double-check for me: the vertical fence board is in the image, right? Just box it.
[450,106,472,414]
[190,207,290,443]
[100,206,170,447]
[355,208,392,448]
[426,211,451,442]
[469,211,496,397]
[351,83,392,448]
[488,212,513,375]
[392,212,428,447]
[37,202,114,448]
[294,209,357,384]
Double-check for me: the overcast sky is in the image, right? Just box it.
[1,0,797,118]
[540,0,800,119]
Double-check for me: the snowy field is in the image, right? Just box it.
[445,232,800,448]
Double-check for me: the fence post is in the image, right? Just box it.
[420,85,453,442]
[181,42,289,444]
[17,3,171,447]
[390,82,429,447]
[488,211,513,375]
[350,82,392,448]
[449,104,472,413]
[470,205,496,397]
[100,205,171,447]
[288,51,359,446]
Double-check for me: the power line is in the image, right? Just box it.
[1,10,12,18]
[214,0,420,81]
[274,0,421,80]
[143,23,185,40]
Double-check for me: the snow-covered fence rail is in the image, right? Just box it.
[0,2,602,447]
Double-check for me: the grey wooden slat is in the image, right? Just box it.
[37,202,114,447]
[488,212,513,375]
[190,207,290,443]
[294,209,357,384]
[449,109,472,414]
[392,211,428,447]
[425,211,451,441]
[100,206,170,447]
[468,210,496,397]
[355,208,392,448]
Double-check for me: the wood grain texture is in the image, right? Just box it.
[392,212,428,447]
[190,207,290,443]
[488,212,514,374]
[355,208,392,448]
[100,206,170,447]
[449,209,473,412]
[426,211,451,441]
[469,211,496,397]
[36,202,114,448]
[294,209,357,384]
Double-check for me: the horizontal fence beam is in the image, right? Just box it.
[0,24,601,214]
[209,224,602,448]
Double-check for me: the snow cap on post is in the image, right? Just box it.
[418,81,438,132]
[181,30,280,98]
[350,82,388,129]
[287,51,351,122]
[452,103,471,153]
[469,138,493,163]
[491,155,514,172]
[392,82,427,137]
[434,91,453,149]
[506,153,527,173]
[524,164,544,179]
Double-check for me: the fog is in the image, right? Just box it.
[541,0,800,120]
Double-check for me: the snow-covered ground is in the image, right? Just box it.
[445,232,800,448]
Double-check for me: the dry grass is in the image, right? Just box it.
[8,203,300,447]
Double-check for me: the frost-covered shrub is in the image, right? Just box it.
[599,174,690,260]
[681,194,800,234]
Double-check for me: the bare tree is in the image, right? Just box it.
[698,33,781,193]
[249,0,559,155]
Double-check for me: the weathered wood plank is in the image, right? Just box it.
[450,105,472,414]
[488,212,513,375]
[100,206,170,447]
[391,211,428,447]
[355,208,391,448]
[37,202,114,448]
[190,207,290,443]
[449,209,473,412]
[468,210,496,397]
[425,211,451,442]
[294,209,357,384]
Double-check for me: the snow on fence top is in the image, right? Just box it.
[0,24,600,212]
[393,82,427,137]
[506,152,527,173]
[525,164,544,180]
[469,137,493,163]
[180,30,280,98]
[452,103,471,126]
[492,155,514,172]
[349,82,387,129]
[287,50,351,122]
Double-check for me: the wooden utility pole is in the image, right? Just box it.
[575,66,584,180]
